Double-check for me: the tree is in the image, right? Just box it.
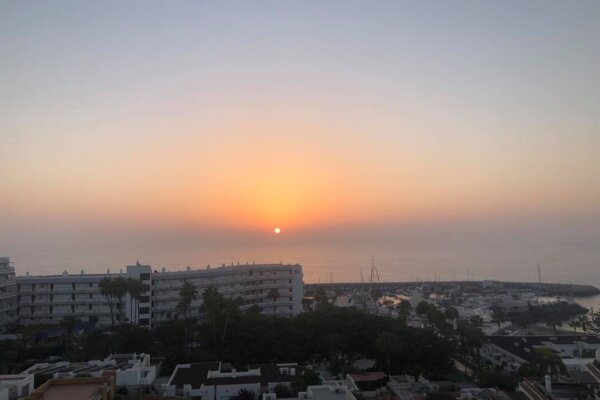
[491,310,506,331]
[60,316,80,361]
[177,280,198,321]
[578,314,590,332]
[220,296,242,358]
[177,280,198,349]
[444,306,459,327]
[456,319,485,363]
[291,369,321,393]
[200,285,242,357]
[201,286,226,354]
[375,331,402,375]
[89,315,99,329]
[112,277,129,328]
[545,316,562,333]
[99,277,116,332]
[470,315,484,328]
[397,299,412,324]
[314,289,329,307]
[531,348,566,377]
[568,319,581,333]
[231,389,256,400]
[267,288,281,315]
[301,297,312,312]
[416,301,430,328]
[126,278,145,325]
[274,384,293,398]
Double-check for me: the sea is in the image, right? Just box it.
[9,240,600,293]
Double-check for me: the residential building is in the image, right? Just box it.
[164,362,307,399]
[346,372,388,394]
[481,335,600,374]
[22,353,156,389]
[0,257,17,332]
[0,374,34,400]
[14,261,303,328]
[518,376,599,400]
[263,383,357,400]
[24,373,116,400]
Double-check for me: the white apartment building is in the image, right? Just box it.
[14,261,303,328]
[0,257,18,332]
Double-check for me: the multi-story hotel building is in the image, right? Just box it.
[12,260,303,329]
[0,257,18,331]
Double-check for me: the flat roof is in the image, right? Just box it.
[170,362,305,389]
[348,372,387,382]
[37,383,104,400]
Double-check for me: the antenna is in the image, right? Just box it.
[538,262,542,286]
[370,254,380,283]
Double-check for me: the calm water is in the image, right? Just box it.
[10,240,600,288]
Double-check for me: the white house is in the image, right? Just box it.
[0,374,34,400]
[22,353,156,389]
[164,362,307,400]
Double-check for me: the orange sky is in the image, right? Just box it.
[2,1,600,240]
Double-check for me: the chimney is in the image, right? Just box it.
[545,375,552,394]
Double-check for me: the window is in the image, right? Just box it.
[140,273,150,280]
[140,295,150,303]
[139,307,150,314]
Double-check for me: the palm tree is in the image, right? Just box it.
[112,277,128,327]
[178,280,198,320]
[578,314,590,333]
[444,306,460,328]
[267,288,281,315]
[314,289,329,307]
[177,280,198,349]
[220,296,242,358]
[301,297,312,312]
[201,286,224,353]
[568,319,581,333]
[397,300,412,324]
[416,301,430,328]
[546,316,562,333]
[126,278,145,325]
[231,389,256,400]
[99,277,116,332]
[491,310,506,331]
[533,348,566,377]
[470,315,484,328]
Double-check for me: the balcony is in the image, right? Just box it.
[0,291,17,301]
[0,304,17,313]
[0,279,16,288]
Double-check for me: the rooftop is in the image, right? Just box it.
[24,374,115,400]
[488,335,600,362]
[169,362,305,389]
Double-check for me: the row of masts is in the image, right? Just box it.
[317,257,545,284]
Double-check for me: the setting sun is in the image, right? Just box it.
[274,227,281,234]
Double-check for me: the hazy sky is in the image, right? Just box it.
[1,1,600,274]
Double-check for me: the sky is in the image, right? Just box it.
[1,1,600,276]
